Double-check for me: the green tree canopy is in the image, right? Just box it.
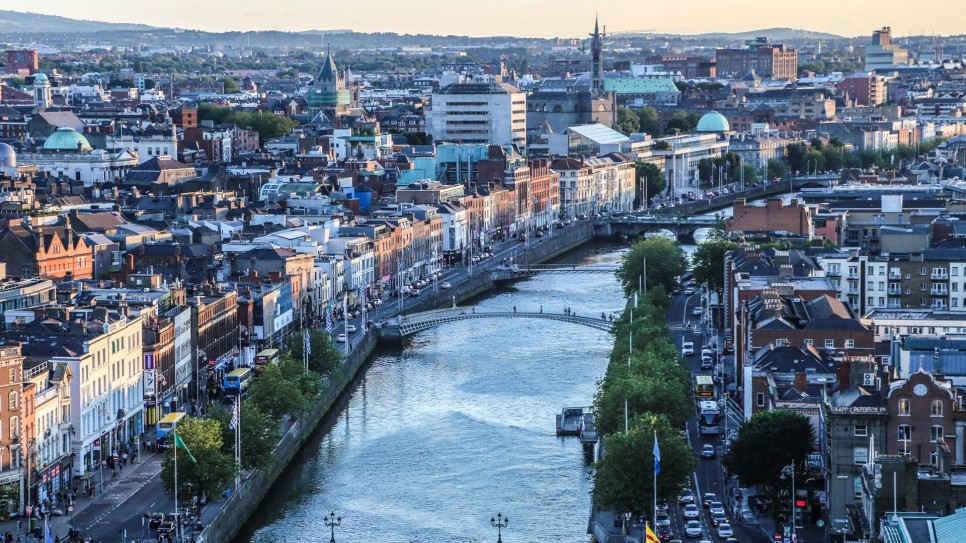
[247,360,321,419]
[286,329,344,376]
[616,237,687,297]
[615,106,640,135]
[766,158,788,179]
[160,417,237,506]
[206,403,279,470]
[786,143,806,173]
[691,239,738,297]
[593,414,696,516]
[221,76,241,93]
[722,409,815,488]
[595,349,693,435]
[802,150,825,174]
[637,106,662,136]
[633,162,666,207]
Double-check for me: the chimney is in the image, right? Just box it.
[794,371,808,394]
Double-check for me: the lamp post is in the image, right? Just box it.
[323,511,341,543]
[781,461,796,543]
[490,513,508,543]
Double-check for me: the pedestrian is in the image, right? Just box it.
[513,305,516,313]
[122,452,128,466]
[539,305,543,313]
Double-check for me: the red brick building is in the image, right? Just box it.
[837,74,887,106]
[0,222,92,280]
[886,370,956,467]
[726,198,814,238]
[5,50,38,75]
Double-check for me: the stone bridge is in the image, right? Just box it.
[376,307,614,340]
[592,214,721,242]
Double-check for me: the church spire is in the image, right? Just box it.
[590,16,604,91]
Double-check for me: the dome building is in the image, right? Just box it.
[696,111,731,133]
[17,127,137,187]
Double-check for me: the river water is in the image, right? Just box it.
[235,243,627,543]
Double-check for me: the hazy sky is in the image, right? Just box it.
[8,0,964,38]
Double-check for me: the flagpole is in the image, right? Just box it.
[235,398,241,492]
[174,431,179,543]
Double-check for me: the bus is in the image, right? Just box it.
[254,349,280,367]
[695,375,715,399]
[156,412,187,451]
[697,400,721,436]
[223,368,253,399]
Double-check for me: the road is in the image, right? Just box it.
[666,289,770,543]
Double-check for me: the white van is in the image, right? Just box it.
[682,342,695,356]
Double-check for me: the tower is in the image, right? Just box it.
[307,48,350,119]
[590,16,604,91]
[33,72,51,110]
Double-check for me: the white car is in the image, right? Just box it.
[717,523,733,538]
[684,520,703,538]
[683,504,700,519]
[440,281,451,289]
[372,299,383,306]
[336,333,347,343]
[346,325,357,333]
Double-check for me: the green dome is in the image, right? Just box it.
[43,127,92,152]
[696,111,730,132]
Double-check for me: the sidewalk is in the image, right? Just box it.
[0,432,162,543]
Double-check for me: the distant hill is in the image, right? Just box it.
[677,27,845,41]
[0,10,157,33]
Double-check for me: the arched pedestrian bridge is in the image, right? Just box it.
[376,307,615,340]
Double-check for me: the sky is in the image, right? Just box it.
[5,0,964,39]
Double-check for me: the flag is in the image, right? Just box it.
[229,399,239,431]
[303,330,312,356]
[653,431,661,476]
[44,515,53,543]
[173,430,197,463]
[645,524,660,543]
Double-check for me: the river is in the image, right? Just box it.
[235,243,627,543]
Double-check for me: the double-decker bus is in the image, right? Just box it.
[156,412,187,451]
[694,375,715,399]
[223,368,253,399]
[254,349,280,367]
[697,400,721,436]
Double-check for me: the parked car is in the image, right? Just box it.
[701,356,713,370]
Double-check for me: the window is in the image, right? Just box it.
[898,424,911,441]
[898,399,910,416]
[776,338,786,346]
[8,368,15,383]
[845,339,855,349]
[921,267,927,276]
[853,446,868,464]
[8,417,16,440]
[6,392,16,411]
[756,393,765,407]
[804,339,813,346]
[825,339,835,349]
[854,424,868,437]
[931,399,943,416]
[931,425,944,442]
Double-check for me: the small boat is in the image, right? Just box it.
[556,407,584,436]
[579,412,598,445]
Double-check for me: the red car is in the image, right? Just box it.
[656,525,674,541]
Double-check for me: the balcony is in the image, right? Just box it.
[931,271,949,280]
[889,272,902,280]
[888,287,902,296]
[847,287,860,295]
[932,303,948,310]
[888,301,902,309]
[826,268,842,277]
[847,272,860,279]
[930,287,949,296]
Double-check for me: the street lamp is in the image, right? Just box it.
[490,513,508,543]
[323,511,341,543]
[781,461,796,543]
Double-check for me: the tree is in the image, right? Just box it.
[766,158,788,180]
[248,362,316,419]
[221,76,240,94]
[615,106,640,135]
[786,143,806,173]
[802,150,825,174]
[722,410,815,488]
[207,403,279,470]
[821,147,843,172]
[633,162,665,207]
[160,417,236,506]
[691,239,738,298]
[616,237,687,297]
[697,158,714,183]
[637,106,662,136]
[740,163,759,185]
[593,414,696,516]
[595,350,693,435]
[286,329,343,376]
[664,111,696,135]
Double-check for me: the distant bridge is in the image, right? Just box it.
[377,308,614,340]
[513,264,618,275]
[593,214,721,241]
